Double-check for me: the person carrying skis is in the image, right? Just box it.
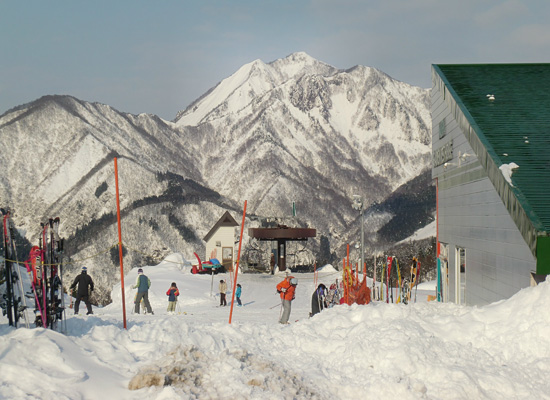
[219,279,227,306]
[133,268,154,314]
[236,283,242,306]
[276,276,297,324]
[311,283,327,316]
[166,282,179,313]
[70,266,94,315]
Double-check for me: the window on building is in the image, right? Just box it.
[439,118,447,139]
[455,247,466,305]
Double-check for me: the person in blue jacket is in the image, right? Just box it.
[236,284,242,306]
[132,268,154,314]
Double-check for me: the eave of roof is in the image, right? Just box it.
[248,227,316,240]
[432,64,550,270]
[203,211,239,242]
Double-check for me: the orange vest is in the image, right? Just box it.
[277,277,296,301]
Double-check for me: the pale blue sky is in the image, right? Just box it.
[1,0,549,120]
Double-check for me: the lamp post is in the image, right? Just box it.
[352,195,364,277]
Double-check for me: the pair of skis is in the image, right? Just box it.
[24,217,66,331]
[406,257,421,304]
[384,256,403,304]
[41,218,65,330]
[376,256,419,304]
[1,209,30,328]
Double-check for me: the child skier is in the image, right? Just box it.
[166,282,180,313]
[236,284,242,306]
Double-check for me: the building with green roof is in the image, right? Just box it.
[431,64,550,306]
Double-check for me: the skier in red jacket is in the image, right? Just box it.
[276,276,298,324]
[166,282,180,313]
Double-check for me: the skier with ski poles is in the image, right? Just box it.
[132,268,154,314]
[276,276,298,324]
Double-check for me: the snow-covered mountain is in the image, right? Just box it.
[0,52,433,303]
[174,53,431,230]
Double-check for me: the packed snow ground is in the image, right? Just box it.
[1,254,550,399]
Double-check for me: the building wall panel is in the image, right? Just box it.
[432,75,535,306]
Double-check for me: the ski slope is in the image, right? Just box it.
[1,254,550,399]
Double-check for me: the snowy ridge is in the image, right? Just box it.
[396,219,437,244]
[176,59,277,126]
[175,52,339,126]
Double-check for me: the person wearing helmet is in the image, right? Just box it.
[276,276,298,324]
[70,266,94,315]
[132,268,154,314]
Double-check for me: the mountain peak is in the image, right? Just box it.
[175,57,277,126]
[269,52,338,81]
[175,53,339,126]
[281,51,318,63]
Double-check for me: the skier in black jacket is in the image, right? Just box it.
[70,266,94,315]
[311,283,328,316]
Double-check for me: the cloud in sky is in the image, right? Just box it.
[1,0,549,120]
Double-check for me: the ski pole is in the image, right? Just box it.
[414,261,421,303]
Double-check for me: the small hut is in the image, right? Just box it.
[204,211,239,271]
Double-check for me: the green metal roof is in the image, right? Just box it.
[433,64,550,273]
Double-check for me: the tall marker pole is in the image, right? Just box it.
[114,158,127,329]
[360,204,364,284]
[229,200,247,324]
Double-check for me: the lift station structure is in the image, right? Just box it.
[248,225,316,271]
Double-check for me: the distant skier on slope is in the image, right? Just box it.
[70,266,94,315]
[166,282,180,313]
[236,283,243,306]
[219,279,228,306]
[133,268,154,315]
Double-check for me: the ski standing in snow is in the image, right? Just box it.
[1,209,26,327]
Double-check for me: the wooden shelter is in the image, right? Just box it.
[204,211,239,271]
[248,225,316,271]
